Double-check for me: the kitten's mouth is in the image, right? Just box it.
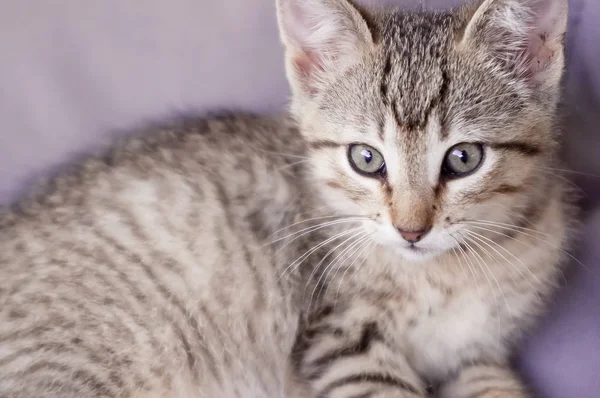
[406,243,421,251]
[396,240,449,262]
[397,243,432,260]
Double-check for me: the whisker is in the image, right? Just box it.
[540,166,600,178]
[264,218,367,250]
[334,238,376,304]
[461,237,508,315]
[450,235,483,297]
[325,233,373,285]
[538,169,586,195]
[344,240,378,289]
[464,220,550,238]
[462,236,512,345]
[449,239,478,296]
[465,230,541,301]
[277,227,362,282]
[314,232,374,308]
[277,159,312,172]
[465,232,519,290]
[465,229,542,286]
[463,221,590,272]
[266,214,366,240]
[277,204,330,223]
[344,242,377,298]
[303,229,366,311]
[248,144,311,160]
[462,224,571,285]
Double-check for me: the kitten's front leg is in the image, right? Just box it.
[437,363,529,398]
[293,312,428,398]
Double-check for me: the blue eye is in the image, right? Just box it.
[442,143,484,177]
[348,144,386,176]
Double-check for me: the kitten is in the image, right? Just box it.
[0,0,571,397]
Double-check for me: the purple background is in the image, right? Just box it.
[1,1,598,396]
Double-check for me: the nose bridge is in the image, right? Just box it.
[399,126,427,183]
[389,129,434,230]
[390,185,434,231]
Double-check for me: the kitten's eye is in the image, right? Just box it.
[442,143,484,178]
[348,144,386,176]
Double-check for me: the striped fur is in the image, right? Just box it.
[280,0,572,397]
[1,0,572,397]
[0,115,324,397]
[438,363,529,397]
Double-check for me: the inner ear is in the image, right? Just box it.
[457,0,568,88]
[525,0,568,75]
[277,0,375,98]
[528,30,559,77]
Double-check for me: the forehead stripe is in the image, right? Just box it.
[308,140,345,150]
[489,141,542,156]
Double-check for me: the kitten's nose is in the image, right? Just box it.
[397,227,431,243]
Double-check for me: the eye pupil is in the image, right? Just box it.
[361,149,373,163]
[453,149,468,163]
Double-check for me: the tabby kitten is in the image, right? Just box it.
[0,0,570,397]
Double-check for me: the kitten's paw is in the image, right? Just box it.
[437,364,529,398]
[319,389,425,398]
[438,390,527,398]
[316,383,427,398]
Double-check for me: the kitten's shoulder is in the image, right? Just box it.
[0,112,300,229]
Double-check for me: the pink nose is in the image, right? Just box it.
[397,227,431,243]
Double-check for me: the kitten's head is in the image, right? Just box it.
[277,0,568,261]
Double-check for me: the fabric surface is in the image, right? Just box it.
[0,0,598,396]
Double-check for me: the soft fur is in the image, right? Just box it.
[0,0,572,397]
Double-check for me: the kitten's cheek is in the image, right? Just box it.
[319,186,361,213]
[370,223,403,246]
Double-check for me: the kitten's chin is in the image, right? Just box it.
[395,245,443,263]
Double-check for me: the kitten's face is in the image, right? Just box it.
[305,72,547,262]
[278,0,567,262]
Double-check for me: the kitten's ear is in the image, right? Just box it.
[459,0,568,91]
[276,0,374,98]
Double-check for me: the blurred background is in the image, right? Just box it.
[1,0,599,396]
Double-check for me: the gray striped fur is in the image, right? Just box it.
[1,0,573,397]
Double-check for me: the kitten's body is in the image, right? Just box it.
[0,115,318,397]
[0,0,572,397]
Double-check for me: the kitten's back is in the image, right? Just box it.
[0,113,315,398]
